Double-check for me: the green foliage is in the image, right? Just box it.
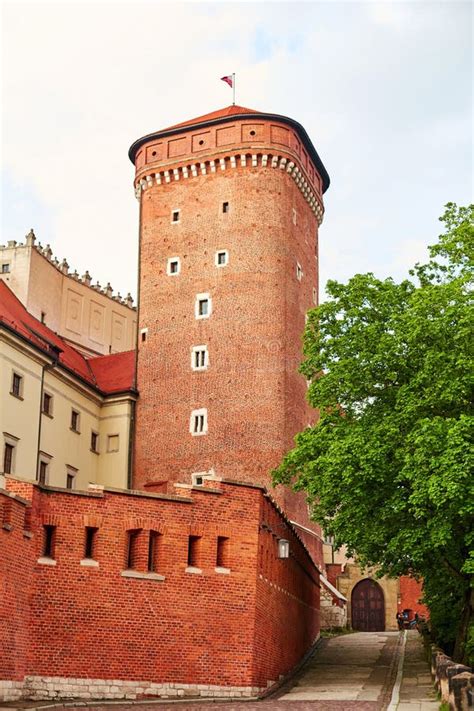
[274,204,474,660]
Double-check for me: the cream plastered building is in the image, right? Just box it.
[1,279,136,491]
[0,230,137,356]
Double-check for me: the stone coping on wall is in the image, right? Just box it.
[431,644,473,710]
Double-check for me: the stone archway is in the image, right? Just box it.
[351,578,385,631]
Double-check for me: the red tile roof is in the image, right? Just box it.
[88,350,135,394]
[161,105,261,132]
[0,280,135,395]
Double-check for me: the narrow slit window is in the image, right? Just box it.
[198,298,208,316]
[84,527,98,559]
[296,263,303,281]
[216,536,230,568]
[148,531,160,572]
[140,328,148,343]
[171,210,180,223]
[126,529,140,570]
[43,525,56,558]
[222,202,229,213]
[187,535,201,568]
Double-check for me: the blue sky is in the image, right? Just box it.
[1,1,472,301]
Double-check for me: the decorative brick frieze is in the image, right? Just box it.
[134,151,325,224]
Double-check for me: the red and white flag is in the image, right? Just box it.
[221,75,233,88]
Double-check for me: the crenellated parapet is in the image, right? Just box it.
[1,229,135,310]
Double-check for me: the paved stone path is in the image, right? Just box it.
[393,631,438,711]
[3,630,439,711]
[276,630,399,707]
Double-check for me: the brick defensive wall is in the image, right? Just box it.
[0,476,319,702]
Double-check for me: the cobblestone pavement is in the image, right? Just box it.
[3,630,438,711]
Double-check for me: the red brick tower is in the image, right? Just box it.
[129,105,329,561]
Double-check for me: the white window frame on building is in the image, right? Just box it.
[195,293,212,320]
[167,257,181,276]
[140,327,148,344]
[296,263,303,281]
[312,287,317,305]
[38,452,52,485]
[191,345,209,371]
[190,408,208,436]
[171,209,181,224]
[215,250,229,268]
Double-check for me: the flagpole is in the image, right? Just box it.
[232,72,235,105]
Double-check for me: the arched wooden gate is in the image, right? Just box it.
[351,579,385,631]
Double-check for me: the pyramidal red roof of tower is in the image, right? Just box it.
[0,280,135,395]
[162,105,261,131]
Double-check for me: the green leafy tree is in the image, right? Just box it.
[274,204,473,662]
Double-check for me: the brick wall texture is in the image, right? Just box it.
[399,575,429,618]
[133,114,325,566]
[1,478,320,701]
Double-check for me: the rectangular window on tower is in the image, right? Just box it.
[195,293,212,319]
[190,408,208,436]
[167,257,181,276]
[191,345,209,371]
[215,250,229,267]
